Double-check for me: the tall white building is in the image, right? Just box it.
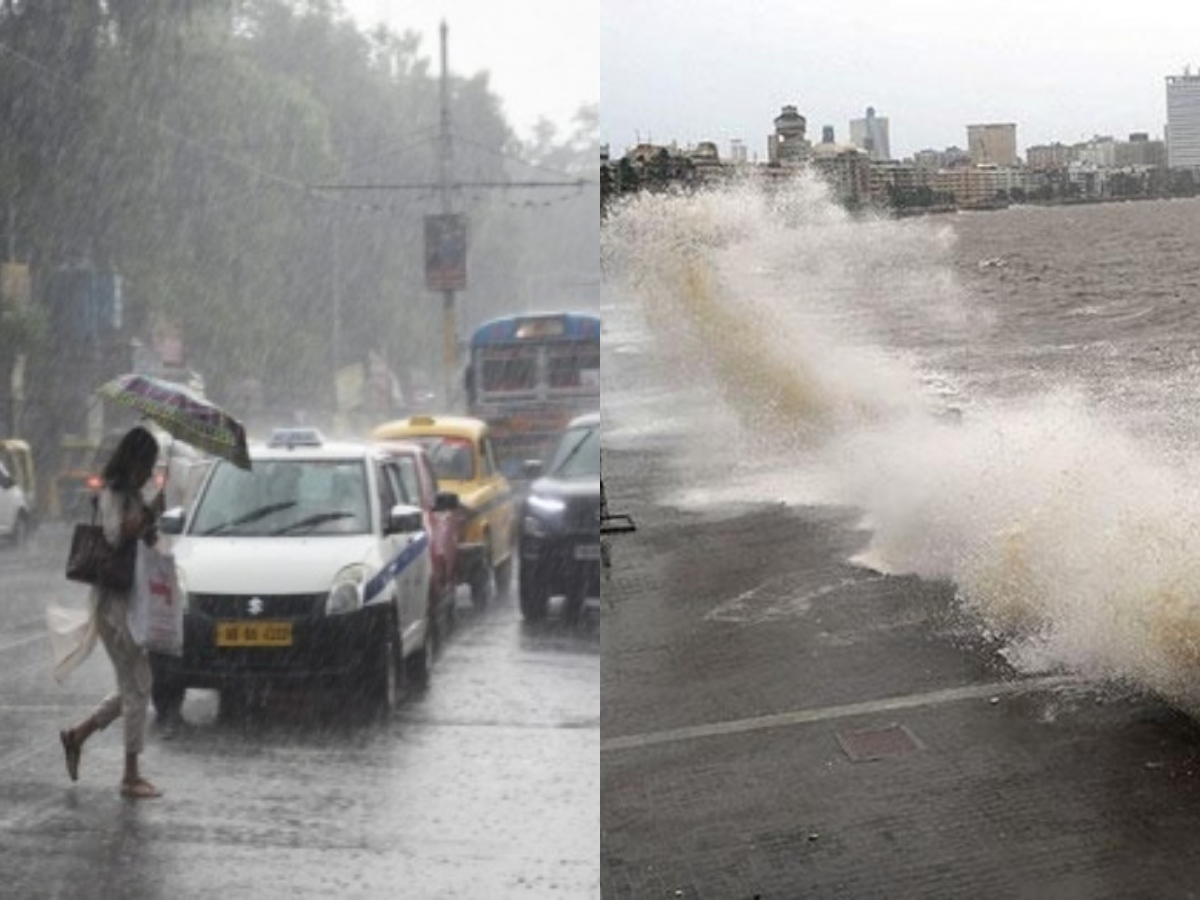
[849,107,891,161]
[1166,71,1200,169]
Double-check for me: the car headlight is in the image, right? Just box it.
[524,494,566,538]
[527,495,566,516]
[326,564,370,615]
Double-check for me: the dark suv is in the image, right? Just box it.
[518,412,601,621]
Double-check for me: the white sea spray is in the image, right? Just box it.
[602,177,1200,708]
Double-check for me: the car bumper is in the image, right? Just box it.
[520,533,601,595]
[150,603,388,690]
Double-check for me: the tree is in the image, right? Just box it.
[0,0,547,490]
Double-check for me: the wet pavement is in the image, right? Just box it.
[0,525,599,898]
[601,445,1200,899]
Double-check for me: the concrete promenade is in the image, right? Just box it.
[601,444,1200,899]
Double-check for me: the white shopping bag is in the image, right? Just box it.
[128,543,183,657]
[46,595,98,683]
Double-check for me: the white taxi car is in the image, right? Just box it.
[151,428,434,719]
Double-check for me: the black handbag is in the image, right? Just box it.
[65,496,137,591]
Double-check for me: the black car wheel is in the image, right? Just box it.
[470,540,493,609]
[493,551,513,600]
[151,678,185,721]
[519,569,550,621]
[563,586,587,623]
[404,619,433,689]
[358,606,399,715]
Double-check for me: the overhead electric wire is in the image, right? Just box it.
[0,38,594,217]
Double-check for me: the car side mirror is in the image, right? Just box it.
[433,491,460,512]
[159,507,186,535]
[0,469,12,491]
[386,503,424,535]
[523,459,544,479]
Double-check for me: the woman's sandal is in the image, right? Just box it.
[59,730,81,782]
[120,778,162,799]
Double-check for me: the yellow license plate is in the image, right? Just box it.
[215,621,293,647]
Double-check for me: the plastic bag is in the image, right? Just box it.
[46,595,98,683]
[127,543,183,656]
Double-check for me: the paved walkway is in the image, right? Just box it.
[601,446,1200,900]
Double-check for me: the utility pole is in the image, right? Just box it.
[310,20,588,414]
[331,215,341,378]
[438,20,457,409]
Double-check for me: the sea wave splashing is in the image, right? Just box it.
[603,177,1200,710]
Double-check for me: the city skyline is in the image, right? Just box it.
[601,0,1200,160]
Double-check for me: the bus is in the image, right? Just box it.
[464,311,600,480]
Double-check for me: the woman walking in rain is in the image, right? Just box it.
[57,425,165,799]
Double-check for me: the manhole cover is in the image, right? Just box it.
[836,723,923,761]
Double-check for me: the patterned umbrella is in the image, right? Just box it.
[97,373,252,470]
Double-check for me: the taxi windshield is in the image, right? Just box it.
[191,459,370,536]
[408,436,475,482]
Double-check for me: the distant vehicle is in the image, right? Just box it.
[518,412,601,621]
[370,414,517,607]
[463,311,600,480]
[0,442,32,547]
[151,428,435,719]
[57,426,209,518]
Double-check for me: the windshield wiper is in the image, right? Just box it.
[271,510,356,535]
[202,501,297,536]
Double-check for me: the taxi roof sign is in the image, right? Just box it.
[268,427,325,449]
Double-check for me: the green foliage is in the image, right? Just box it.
[0,0,594,442]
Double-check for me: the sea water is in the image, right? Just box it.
[602,176,1200,710]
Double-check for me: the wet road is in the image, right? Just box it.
[0,525,599,898]
[600,442,1200,899]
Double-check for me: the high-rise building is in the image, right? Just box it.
[967,124,1018,166]
[849,107,891,161]
[768,105,811,165]
[1166,71,1200,169]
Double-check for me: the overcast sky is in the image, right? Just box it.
[601,0,1200,161]
[343,0,597,140]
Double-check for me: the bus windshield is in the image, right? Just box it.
[468,313,600,404]
[465,312,601,478]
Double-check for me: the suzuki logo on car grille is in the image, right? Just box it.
[247,597,265,616]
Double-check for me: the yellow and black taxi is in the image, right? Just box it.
[151,428,436,720]
[518,412,601,621]
[370,414,517,606]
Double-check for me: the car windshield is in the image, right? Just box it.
[190,459,370,537]
[408,436,475,482]
[547,424,599,479]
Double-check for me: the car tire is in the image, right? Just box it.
[9,512,28,549]
[470,540,492,609]
[151,678,185,722]
[404,620,433,689]
[361,625,399,716]
[493,552,513,600]
[563,586,587,623]
[519,571,549,621]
